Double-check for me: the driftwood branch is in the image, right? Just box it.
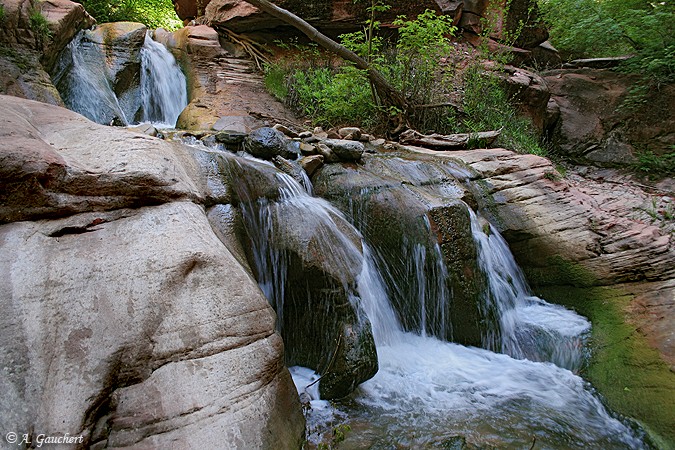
[242,0,409,117]
[220,28,271,71]
[399,129,501,150]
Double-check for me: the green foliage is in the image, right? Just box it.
[453,65,546,155]
[537,0,675,82]
[29,8,52,39]
[633,149,675,179]
[0,4,6,23]
[77,0,183,30]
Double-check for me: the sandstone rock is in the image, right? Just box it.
[200,0,456,35]
[499,65,551,133]
[313,153,490,346]
[544,68,675,167]
[127,122,158,136]
[0,95,201,223]
[299,142,317,155]
[273,123,299,138]
[0,202,304,449]
[0,0,92,106]
[300,154,325,177]
[243,127,299,160]
[322,139,365,161]
[160,25,298,131]
[462,0,547,49]
[0,96,305,448]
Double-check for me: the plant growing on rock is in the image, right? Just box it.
[29,7,52,41]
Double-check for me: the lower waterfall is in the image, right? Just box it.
[235,164,646,448]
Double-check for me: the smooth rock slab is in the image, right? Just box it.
[0,201,304,448]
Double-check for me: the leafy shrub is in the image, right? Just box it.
[537,0,674,83]
[77,0,183,30]
[0,4,5,23]
[633,150,675,179]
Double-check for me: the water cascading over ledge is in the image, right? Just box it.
[51,23,187,128]
[209,148,647,447]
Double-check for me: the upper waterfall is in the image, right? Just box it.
[52,25,187,128]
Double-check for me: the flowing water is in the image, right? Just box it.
[139,32,188,127]
[52,30,187,127]
[242,168,648,448]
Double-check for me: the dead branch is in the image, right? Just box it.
[399,129,501,150]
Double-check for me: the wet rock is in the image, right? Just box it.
[322,139,365,162]
[313,152,486,346]
[243,127,299,160]
[215,129,248,144]
[298,131,313,139]
[127,123,158,137]
[316,142,339,163]
[299,142,317,155]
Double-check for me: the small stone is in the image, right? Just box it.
[299,142,317,155]
[215,130,248,144]
[370,138,386,147]
[338,127,362,140]
[326,128,341,139]
[298,131,313,139]
[300,154,325,177]
[316,143,339,163]
[127,123,158,137]
[313,126,324,134]
[243,127,299,160]
[273,123,299,138]
[200,134,218,147]
[322,139,365,161]
[359,133,371,142]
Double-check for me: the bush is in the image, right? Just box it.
[0,4,6,23]
[537,0,674,83]
[77,0,183,30]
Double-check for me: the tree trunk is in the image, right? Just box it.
[242,0,409,117]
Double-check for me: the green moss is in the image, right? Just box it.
[536,284,675,448]
[524,255,596,287]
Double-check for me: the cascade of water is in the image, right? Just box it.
[52,31,129,126]
[469,209,591,371]
[139,31,188,127]
[52,30,187,127]
[232,158,645,448]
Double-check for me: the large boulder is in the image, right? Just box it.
[0,95,305,448]
[221,154,379,399]
[544,68,675,167]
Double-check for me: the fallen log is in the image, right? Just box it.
[398,129,501,150]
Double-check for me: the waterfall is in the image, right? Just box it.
[52,31,130,126]
[470,209,591,371]
[139,32,188,127]
[233,161,646,447]
[52,29,187,128]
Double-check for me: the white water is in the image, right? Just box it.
[235,160,645,448]
[470,209,591,371]
[139,32,188,127]
[52,32,129,125]
[52,30,187,128]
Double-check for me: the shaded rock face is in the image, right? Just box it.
[199,0,455,34]
[0,0,93,105]
[544,68,675,166]
[462,0,547,49]
[0,95,305,448]
[313,153,498,348]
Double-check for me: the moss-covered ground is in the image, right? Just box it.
[535,284,675,449]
